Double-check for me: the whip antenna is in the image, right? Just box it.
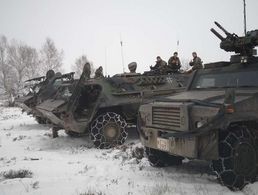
[120,34,125,73]
[243,0,247,35]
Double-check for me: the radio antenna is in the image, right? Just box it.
[105,47,107,76]
[243,0,247,35]
[120,34,125,73]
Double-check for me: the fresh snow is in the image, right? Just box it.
[0,105,258,195]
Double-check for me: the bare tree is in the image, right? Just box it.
[0,35,9,92]
[0,36,17,105]
[180,58,191,71]
[0,35,63,105]
[8,41,40,93]
[23,47,40,79]
[39,37,64,74]
[71,54,94,78]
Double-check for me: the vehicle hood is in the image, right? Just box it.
[36,99,66,112]
[161,89,258,104]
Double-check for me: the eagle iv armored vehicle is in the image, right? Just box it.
[137,22,258,190]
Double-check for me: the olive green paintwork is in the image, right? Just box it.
[138,56,258,160]
[36,72,190,134]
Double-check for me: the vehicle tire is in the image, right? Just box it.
[145,147,183,167]
[65,130,82,138]
[35,116,47,124]
[211,125,257,190]
[90,112,128,149]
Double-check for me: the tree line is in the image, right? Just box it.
[0,35,91,104]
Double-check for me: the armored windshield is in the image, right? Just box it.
[191,70,258,89]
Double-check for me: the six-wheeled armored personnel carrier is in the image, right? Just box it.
[35,65,189,148]
[137,22,258,190]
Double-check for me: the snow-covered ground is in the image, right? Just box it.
[0,105,258,195]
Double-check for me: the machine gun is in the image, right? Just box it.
[211,21,258,56]
[25,76,45,83]
[56,72,75,81]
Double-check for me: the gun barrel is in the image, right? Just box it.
[210,28,224,41]
[25,76,45,82]
[214,21,230,36]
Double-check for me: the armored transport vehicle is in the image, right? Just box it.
[36,64,189,148]
[16,71,75,124]
[137,22,258,190]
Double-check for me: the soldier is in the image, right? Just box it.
[83,62,91,79]
[128,62,137,73]
[94,66,104,78]
[150,56,167,73]
[55,72,62,78]
[189,52,203,71]
[168,52,181,73]
[46,69,55,81]
[37,69,55,95]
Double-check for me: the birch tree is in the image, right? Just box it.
[39,37,64,74]
[8,41,40,93]
[0,36,17,105]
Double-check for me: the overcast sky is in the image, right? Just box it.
[1,0,258,76]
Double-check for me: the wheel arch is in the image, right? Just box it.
[225,120,258,134]
[93,106,128,122]
[219,119,258,140]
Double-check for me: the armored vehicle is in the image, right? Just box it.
[15,71,75,124]
[137,22,258,190]
[36,64,189,149]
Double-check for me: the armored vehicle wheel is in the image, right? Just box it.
[145,147,183,167]
[35,116,47,124]
[90,112,128,149]
[211,125,257,190]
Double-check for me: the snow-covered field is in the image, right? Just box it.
[0,105,258,195]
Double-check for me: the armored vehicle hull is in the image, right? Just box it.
[36,70,190,148]
[138,57,258,190]
[138,21,258,190]
[15,72,75,124]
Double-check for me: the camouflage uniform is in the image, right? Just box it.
[189,56,203,71]
[152,60,167,71]
[37,69,56,96]
[83,63,91,79]
[94,66,104,78]
[168,56,181,72]
[150,57,167,74]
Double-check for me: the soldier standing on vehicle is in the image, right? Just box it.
[150,56,167,73]
[94,66,104,78]
[168,52,181,73]
[186,52,203,73]
[83,62,91,79]
[128,62,137,73]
